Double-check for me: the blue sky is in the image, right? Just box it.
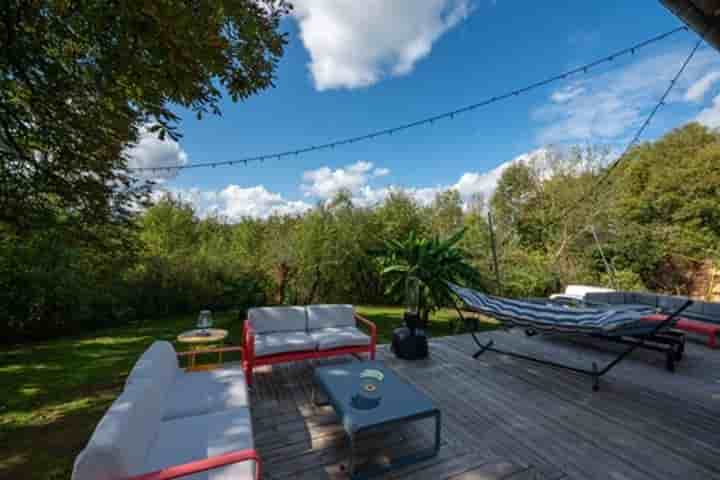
[127,0,720,219]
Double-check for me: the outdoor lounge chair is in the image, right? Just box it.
[449,283,692,391]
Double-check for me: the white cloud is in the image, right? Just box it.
[300,160,453,207]
[696,94,720,128]
[125,126,189,182]
[292,0,471,90]
[351,185,443,208]
[452,169,504,198]
[305,149,549,211]
[535,47,720,144]
[551,86,585,104]
[163,185,312,220]
[301,160,377,198]
[404,186,446,206]
[685,71,720,102]
[215,186,312,219]
[157,149,556,221]
[449,148,549,201]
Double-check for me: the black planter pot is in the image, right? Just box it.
[391,312,429,360]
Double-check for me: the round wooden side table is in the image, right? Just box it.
[176,328,229,369]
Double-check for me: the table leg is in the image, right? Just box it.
[312,382,330,407]
[433,410,441,455]
[349,409,441,480]
[349,432,356,477]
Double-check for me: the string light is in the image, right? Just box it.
[128,26,689,173]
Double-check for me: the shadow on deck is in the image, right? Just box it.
[249,331,720,480]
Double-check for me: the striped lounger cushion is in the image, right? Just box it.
[450,284,661,337]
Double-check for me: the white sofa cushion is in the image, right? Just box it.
[125,341,179,394]
[254,331,316,357]
[144,408,255,480]
[248,306,307,333]
[309,326,370,350]
[306,304,355,330]
[72,381,163,480]
[162,363,249,421]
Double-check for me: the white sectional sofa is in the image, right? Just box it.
[243,304,377,386]
[72,341,259,480]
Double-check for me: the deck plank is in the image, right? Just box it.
[249,332,720,479]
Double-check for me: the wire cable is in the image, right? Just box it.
[128,26,689,173]
[545,33,706,268]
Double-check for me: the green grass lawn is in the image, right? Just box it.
[0,306,496,479]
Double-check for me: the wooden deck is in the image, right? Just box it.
[249,331,720,479]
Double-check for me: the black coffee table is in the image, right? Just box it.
[313,361,441,479]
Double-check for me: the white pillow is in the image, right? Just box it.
[248,306,307,333]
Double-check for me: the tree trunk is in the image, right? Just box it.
[305,265,321,305]
[274,262,290,304]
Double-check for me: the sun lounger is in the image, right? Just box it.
[450,284,692,391]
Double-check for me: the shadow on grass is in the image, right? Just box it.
[0,384,120,480]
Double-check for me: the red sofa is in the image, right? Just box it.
[243,304,377,385]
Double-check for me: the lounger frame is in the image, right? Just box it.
[457,299,692,391]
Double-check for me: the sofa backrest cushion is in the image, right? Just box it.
[684,300,705,317]
[657,294,690,313]
[125,341,178,394]
[307,304,355,330]
[585,292,610,305]
[248,306,307,333]
[586,291,627,305]
[606,292,629,305]
[632,292,658,308]
[701,302,720,324]
[72,381,163,480]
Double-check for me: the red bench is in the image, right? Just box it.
[242,305,377,386]
[643,314,719,348]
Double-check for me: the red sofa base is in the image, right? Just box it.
[243,345,375,386]
[128,448,260,480]
[644,314,719,348]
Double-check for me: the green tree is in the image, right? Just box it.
[375,191,427,241]
[0,217,139,340]
[429,189,463,236]
[603,123,720,292]
[1,0,291,234]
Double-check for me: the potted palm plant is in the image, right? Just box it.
[374,229,482,358]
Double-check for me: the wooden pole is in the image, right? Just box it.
[488,211,502,294]
[590,224,618,290]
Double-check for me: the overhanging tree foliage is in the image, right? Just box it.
[0,0,292,233]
